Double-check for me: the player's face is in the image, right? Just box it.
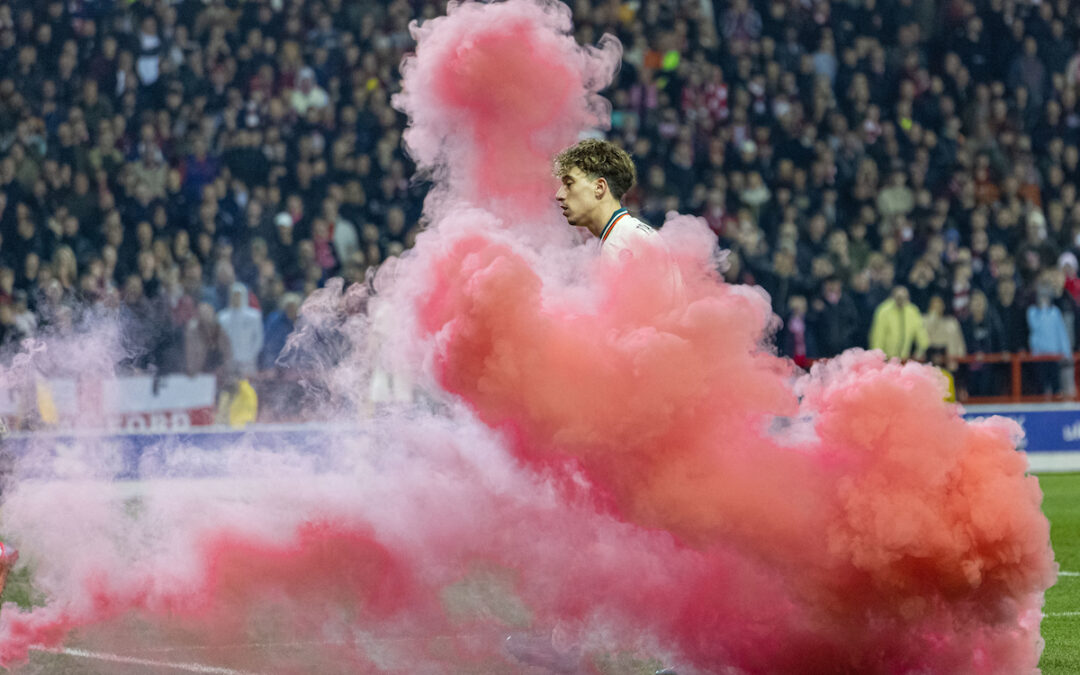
[555,167,598,228]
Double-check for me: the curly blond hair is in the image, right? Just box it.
[553,139,637,200]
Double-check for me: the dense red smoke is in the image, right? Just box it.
[395,0,619,220]
[0,1,1055,673]
[414,227,1054,672]
[397,0,1056,671]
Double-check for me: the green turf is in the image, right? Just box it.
[1040,472,1080,674]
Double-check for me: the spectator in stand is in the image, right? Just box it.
[260,292,301,372]
[118,275,162,372]
[324,198,360,266]
[869,286,930,360]
[926,346,958,402]
[289,67,330,117]
[1028,278,1073,395]
[185,301,231,378]
[808,276,858,358]
[0,302,23,349]
[182,138,219,205]
[755,247,804,316]
[0,267,13,306]
[217,282,263,377]
[777,294,815,368]
[962,289,1006,397]
[203,260,237,312]
[11,290,35,338]
[993,277,1028,353]
[923,294,967,375]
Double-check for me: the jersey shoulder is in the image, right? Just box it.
[602,214,663,261]
[621,214,659,236]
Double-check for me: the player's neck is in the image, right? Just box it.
[589,201,624,238]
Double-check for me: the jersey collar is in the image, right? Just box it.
[599,208,628,245]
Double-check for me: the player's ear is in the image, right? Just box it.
[594,176,608,200]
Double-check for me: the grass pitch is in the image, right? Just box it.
[1040,472,1080,674]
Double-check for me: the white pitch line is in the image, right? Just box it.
[1048,612,1080,617]
[34,647,258,674]
[131,640,343,653]
[1059,570,1080,577]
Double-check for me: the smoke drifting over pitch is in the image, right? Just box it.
[0,1,1056,673]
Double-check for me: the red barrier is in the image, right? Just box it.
[955,352,1074,403]
[803,352,1077,404]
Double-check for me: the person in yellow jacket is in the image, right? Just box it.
[869,285,931,360]
[216,376,258,428]
[228,379,258,428]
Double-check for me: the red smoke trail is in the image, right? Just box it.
[0,1,1055,673]
[0,518,428,669]
[415,227,1055,672]
[395,0,619,221]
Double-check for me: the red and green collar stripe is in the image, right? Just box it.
[600,208,628,245]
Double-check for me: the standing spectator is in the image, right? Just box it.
[923,294,967,377]
[1027,280,1072,395]
[994,277,1027,353]
[962,290,1005,397]
[809,276,858,358]
[203,260,237,311]
[118,275,161,372]
[0,301,26,348]
[185,301,231,378]
[869,286,930,360]
[925,347,958,402]
[156,265,193,374]
[757,248,804,317]
[1062,252,1080,306]
[311,218,339,275]
[217,282,263,376]
[777,295,815,368]
[260,292,301,371]
[325,198,360,267]
[11,290,35,338]
[0,267,13,306]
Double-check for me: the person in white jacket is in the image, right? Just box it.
[217,282,263,376]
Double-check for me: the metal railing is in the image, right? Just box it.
[245,352,1080,418]
[955,352,1075,403]
[803,352,1080,405]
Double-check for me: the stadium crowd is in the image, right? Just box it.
[0,0,1078,400]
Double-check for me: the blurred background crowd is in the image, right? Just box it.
[0,0,1079,400]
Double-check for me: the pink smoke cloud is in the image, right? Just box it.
[414,224,1055,671]
[394,0,1056,670]
[394,0,620,220]
[0,0,1055,673]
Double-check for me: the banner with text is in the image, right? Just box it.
[0,374,217,432]
[964,403,1080,472]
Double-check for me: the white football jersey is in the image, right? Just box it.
[598,207,683,297]
[599,208,663,263]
